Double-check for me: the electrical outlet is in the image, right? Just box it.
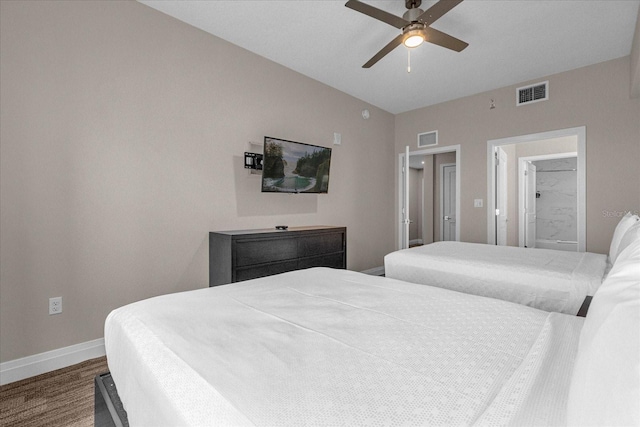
[474,199,483,208]
[49,297,62,315]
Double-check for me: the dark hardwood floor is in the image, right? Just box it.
[0,356,108,427]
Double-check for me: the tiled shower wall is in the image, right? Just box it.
[533,157,578,242]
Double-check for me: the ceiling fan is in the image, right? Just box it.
[345,0,468,68]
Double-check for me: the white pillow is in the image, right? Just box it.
[609,212,640,264]
[617,221,640,259]
[567,237,640,426]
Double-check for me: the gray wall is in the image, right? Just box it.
[395,57,640,254]
[0,1,396,362]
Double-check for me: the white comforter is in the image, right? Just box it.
[105,268,583,426]
[385,242,608,315]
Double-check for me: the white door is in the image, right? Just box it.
[524,161,537,248]
[441,164,456,241]
[401,146,410,249]
[496,147,508,245]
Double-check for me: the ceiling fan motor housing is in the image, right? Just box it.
[403,7,425,23]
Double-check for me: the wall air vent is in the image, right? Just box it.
[417,130,438,148]
[516,81,548,106]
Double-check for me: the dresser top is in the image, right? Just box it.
[211,225,344,236]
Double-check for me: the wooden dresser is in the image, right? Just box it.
[209,226,346,286]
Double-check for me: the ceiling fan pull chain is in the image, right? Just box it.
[407,49,411,73]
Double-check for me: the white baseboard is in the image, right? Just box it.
[0,338,106,386]
[409,239,423,246]
[360,266,385,276]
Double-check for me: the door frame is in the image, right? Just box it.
[440,163,456,241]
[486,127,586,252]
[398,145,461,250]
[495,146,508,245]
[518,152,577,248]
[519,158,537,248]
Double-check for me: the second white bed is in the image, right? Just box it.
[384,241,608,314]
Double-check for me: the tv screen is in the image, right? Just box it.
[261,137,332,193]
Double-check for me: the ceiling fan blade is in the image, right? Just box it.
[424,27,468,52]
[345,0,409,29]
[416,0,464,27]
[362,34,404,68]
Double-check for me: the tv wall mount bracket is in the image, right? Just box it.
[244,152,263,171]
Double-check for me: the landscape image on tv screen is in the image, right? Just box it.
[261,137,331,193]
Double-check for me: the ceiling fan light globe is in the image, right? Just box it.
[403,32,425,48]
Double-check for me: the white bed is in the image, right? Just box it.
[384,242,609,315]
[105,236,640,426]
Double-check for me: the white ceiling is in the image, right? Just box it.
[139,0,640,114]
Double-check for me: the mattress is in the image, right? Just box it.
[384,242,608,315]
[105,267,583,426]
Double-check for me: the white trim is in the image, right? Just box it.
[487,126,586,252]
[409,239,423,246]
[518,159,526,248]
[420,172,426,244]
[360,266,385,276]
[518,159,533,248]
[495,147,508,245]
[0,338,105,385]
[398,145,460,249]
[402,145,410,249]
[398,152,404,250]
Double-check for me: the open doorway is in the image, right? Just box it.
[399,145,460,250]
[487,127,586,252]
[519,153,578,251]
[407,164,424,247]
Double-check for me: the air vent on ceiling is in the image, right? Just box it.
[417,130,438,148]
[516,81,548,106]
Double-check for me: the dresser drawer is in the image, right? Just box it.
[234,238,297,267]
[235,260,298,282]
[298,232,344,257]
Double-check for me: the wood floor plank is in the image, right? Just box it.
[0,356,108,427]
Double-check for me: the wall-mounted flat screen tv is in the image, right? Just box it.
[261,137,332,193]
